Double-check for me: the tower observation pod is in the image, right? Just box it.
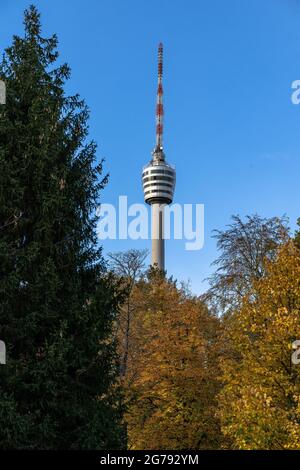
[142,43,176,271]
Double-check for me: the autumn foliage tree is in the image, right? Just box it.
[124,269,222,450]
[295,218,300,249]
[218,241,300,449]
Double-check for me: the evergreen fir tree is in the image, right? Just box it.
[0,5,125,449]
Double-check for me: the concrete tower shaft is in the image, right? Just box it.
[142,43,176,271]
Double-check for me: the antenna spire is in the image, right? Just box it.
[142,43,176,271]
[155,42,164,151]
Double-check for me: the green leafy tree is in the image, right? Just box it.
[0,6,125,449]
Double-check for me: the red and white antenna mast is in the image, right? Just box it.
[142,43,176,271]
[155,42,164,152]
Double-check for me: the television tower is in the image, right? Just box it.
[142,43,176,270]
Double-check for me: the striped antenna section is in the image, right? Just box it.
[156,42,164,149]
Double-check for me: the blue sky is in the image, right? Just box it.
[1,0,300,294]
